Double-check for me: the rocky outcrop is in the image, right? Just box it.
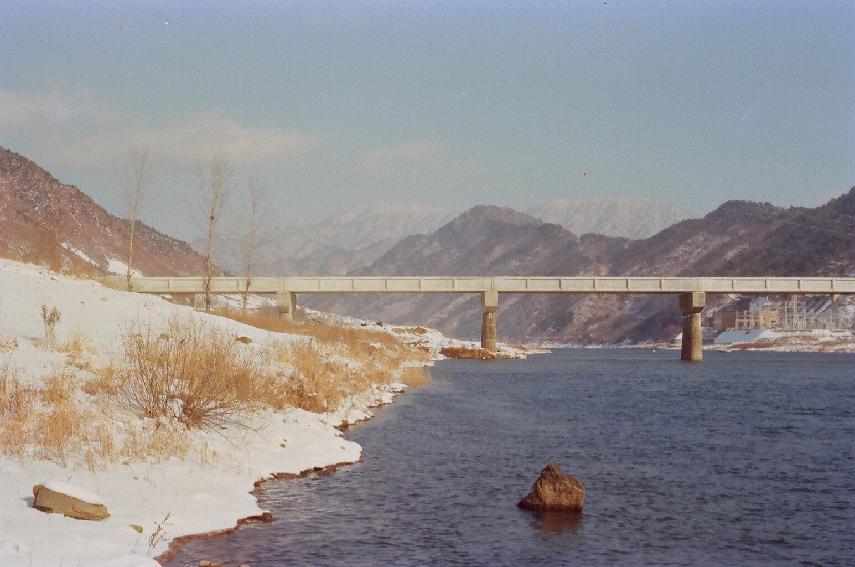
[518,464,585,512]
[32,482,110,521]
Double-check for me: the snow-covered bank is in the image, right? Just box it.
[303,308,544,359]
[711,329,855,353]
[0,259,416,566]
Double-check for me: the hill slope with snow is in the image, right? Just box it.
[0,259,412,566]
[0,146,210,278]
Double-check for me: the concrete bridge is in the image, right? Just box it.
[101,275,855,361]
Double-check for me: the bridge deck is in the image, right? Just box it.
[102,276,855,295]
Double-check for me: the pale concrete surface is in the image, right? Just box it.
[101,276,855,295]
[679,292,706,362]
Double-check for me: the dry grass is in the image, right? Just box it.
[39,304,61,349]
[0,364,96,466]
[212,307,429,365]
[0,333,18,352]
[212,307,404,349]
[114,317,275,429]
[0,304,431,469]
[40,368,76,405]
[59,330,97,371]
[83,361,120,396]
[0,363,37,458]
[119,421,191,463]
[440,346,508,360]
[262,341,367,413]
[0,359,191,468]
[33,393,88,465]
[211,307,430,413]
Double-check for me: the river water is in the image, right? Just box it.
[165,349,854,566]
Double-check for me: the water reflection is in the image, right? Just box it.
[528,509,584,534]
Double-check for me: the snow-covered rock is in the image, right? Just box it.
[33,482,110,520]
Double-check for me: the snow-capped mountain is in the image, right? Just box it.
[525,196,694,239]
[206,203,459,276]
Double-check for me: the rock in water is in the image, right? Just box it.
[32,481,110,521]
[518,464,585,511]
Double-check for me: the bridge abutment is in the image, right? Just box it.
[277,291,297,322]
[678,291,705,362]
[481,291,498,353]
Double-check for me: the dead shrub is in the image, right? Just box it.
[40,304,61,349]
[115,317,271,429]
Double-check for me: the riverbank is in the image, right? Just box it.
[628,329,855,354]
[0,259,431,566]
[156,364,432,566]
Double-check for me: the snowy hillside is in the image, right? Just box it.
[0,259,420,566]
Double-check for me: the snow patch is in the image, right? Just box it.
[60,242,98,266]
[106,258,142,278]
[41,481,106,506]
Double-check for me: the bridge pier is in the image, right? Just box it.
[481,291,498,353]
[678,291,705,362]
[277,291,297,322]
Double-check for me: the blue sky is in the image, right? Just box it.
[1,0,853,240]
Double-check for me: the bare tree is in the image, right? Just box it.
[124,148,152,289]
[198,156,230,311]
[241,176,266,313]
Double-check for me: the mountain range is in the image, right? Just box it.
[2,145,853,344]
[307,191,855,343]
[204,196,692,276]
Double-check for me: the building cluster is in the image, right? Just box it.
[713,295,855,332]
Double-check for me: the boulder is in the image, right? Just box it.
[518,464,585,512]
[32,481,110,521]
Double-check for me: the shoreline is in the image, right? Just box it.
[154,365,432,566]
[155,459,355,565]
[0,259,445,566]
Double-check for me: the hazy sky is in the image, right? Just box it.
[1,0,853,240]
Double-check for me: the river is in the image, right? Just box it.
[165,349,855,566]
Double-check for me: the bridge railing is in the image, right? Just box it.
[101,275,855,295]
